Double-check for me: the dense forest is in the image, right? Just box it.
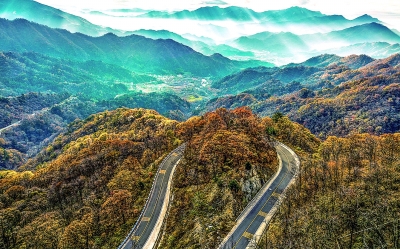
[206,53,400,138]
[0,108,181,248]
[0,92,190,169]
[0,107,399,249]
[0,107,282,249]
[261,132,400,249]
[159,110,321,248]
[160,107,278,248]
[0,52,154,98]
[2,52,400,171]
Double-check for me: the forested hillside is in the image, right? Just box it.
[0,18,269,77]
[206,53,400,138]
[0,51,154,98]
[160,107,278,248]
[0,107,281,249]
[0,108,181,249]
[262,132,400,248]
[0,92,190,170]
[1,107,398,249]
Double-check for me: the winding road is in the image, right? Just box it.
[118,142,298,249]
[219,142,300,249]
[0,108,50,135]
[118,144,186,249]
[0,121,21,135]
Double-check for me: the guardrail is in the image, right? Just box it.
[247,142,301,248]
[218,141,300,249]
[152,144,186,248]
[234,138,282,222]
[117,143,186,249]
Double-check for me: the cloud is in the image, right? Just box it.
[298,0,310,5]
[201,0,228,5]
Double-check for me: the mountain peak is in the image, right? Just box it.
[269,6,323,16]
[340,54,375,69]
[102,32,118,37]
[210,53,227,59]
[301,54,341,67]
[287,6,312,11]
[339,22,400,43]
[380,53,400,67]
[362,22,386,28]
[353,14,380,23]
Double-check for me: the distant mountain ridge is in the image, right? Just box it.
[322,42,400,59]
[205,53,400,137]
[0,51,155,97]
[1,1,397,65]
[235,22,400,52]
[139,6,369,23]
[212,53,400,93]
[138,6,383,34]
[0,0,123,36]
[0,18,271,76]
[131,29,254,58]
[232,22,400,64]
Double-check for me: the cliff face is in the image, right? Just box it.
[241,168,265,201]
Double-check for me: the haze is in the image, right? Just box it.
[35,0,400,31]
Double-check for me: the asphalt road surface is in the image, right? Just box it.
[0,108,49,135]
[219,143,299,249]
[119,144,185,249]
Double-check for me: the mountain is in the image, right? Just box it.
[393,29,400,36]
[302,22,400,46]
[289,54,342,68]
[181,33,216,44]
[0,106,292,249]
[211,67,276,91]
[212,53,400,93]
[0,0,121,36]
[211,65,320,94]
[0,90,191,169]
[0,108,183,248]
[0,18,270,77]
[261,6,325,22]
[285,54,375,69]
[339,54,377,68]
[1,108,399,249]
[0,51,156,97]
[361,53,400,68]
[234,31,309,54]
[204,53,400,137]
[132,29,192,45]
[140,6,324,22]
[235,23,400,52]
[139,6,379,31]
[231,23,400,64]
[140,6,263,21]
[131,29,254,58]
[353,14,380,23]
[159,107,279,248]
[323,42,400,59]
[273,13,381,29]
